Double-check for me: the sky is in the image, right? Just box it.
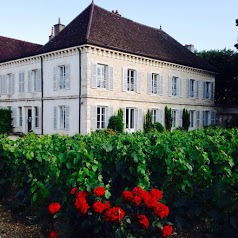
[0,0,237,52]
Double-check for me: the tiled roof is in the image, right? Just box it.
[0,36,42,63]
[38,3,216,72]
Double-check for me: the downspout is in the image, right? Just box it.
[40,56,44,135]
[78,48,82,134]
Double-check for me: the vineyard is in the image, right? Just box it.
[0,128,238,237]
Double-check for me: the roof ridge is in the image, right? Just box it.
[86,2,95,40]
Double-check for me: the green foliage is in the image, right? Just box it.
[0,108,12,134]
[182,109,190,131]
[153,122,164,132]
[107,116,124,133]
[197,49,238,104]
[117,108,123,120]
[144,109,153,133]
[165,106,172,131]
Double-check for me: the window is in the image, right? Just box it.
[151,109,163,124]
[53,65,70,90]
[203,81,214,99]
[54,106,69,130]
[34,107,39,128]
[172,110,177,128]
[190,110,195,128]
[203,111,210,127]
[19,107,23,127]
[19,72,25,93]
[169,76,182,97]
[97,106,106,129]
[196,111,200,129]
[126,108,135,130]
[148,73,163,95]
[0,75,7,95]
[7,74,15,94]
[91,63,113,90]
[123,68,141,93]
[28,70,41,92]
[187,79,199,98]
[172,110,182,128]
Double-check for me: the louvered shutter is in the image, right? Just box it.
[136,71,141,93]
[65,65,70,90]
[53,67,58,91]
[65,106,70,130]
[91,63,97,88]
[122,68,127,91]
[187,79,190,98]
[107,107,113,127]
[147,73,152,94]
[0,75,2,95]
[179,110,183,127]
[203,82,206,99]
[22,73,25,92]
[136,109,143,131]
[53,107,58,129]
[168,76,172,96]
[38,107,42,128]
[12,107,17,127]
[12,74,15,94]
[210,82,214,100]
[196,81,199,98]
[196,111,200,129]
[37,69,42,92]
[2,75,6,94]
[28,71,32,92]
[159,75,163,95]
[108,66,114,90]
[202,111,206,127]
[179,78,183,97]
[122,108,126,128]
[211,111,216,125]
[91,106,97,131]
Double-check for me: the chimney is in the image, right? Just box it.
[185,44,195,53]
[49,27,54,41]
[112,10,121,16]
[54,18,65,37]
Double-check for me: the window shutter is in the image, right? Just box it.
[122,68,127,91]
[168,76,172,96]
[53,107,58,130]
[137,109,143,131]
[179,110,183,127]
[28,71,32,92]
[91,106,97,131]
[108,66,114,90]
[187,79,190,98]
[22,73,25,92]
[37,69,42,92]
[202,82,206,99]
[53,67,58,91]
[2,75,6,94]
[65,65,70,90]
[147,73,152,94]
[91,63,97,88]
[159,75,163,95]
[210,82,214,100]
[65,106,70,130]
[12,107,17,127]
[196,111,200,129]
[12,74,15,94]
[211,111,216,125]
[202,111,206,127]
[107,107,113,127]
[38,107,42,128]
[122,108,126,128]
[0,75,2,95]
[196,81,199,98]
[179,78,183,97]
[136,71,141,93]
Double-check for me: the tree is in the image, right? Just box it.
[165,106,172,131]
[144,109,153,133]
[197,49,238,104]
[182,109,190,131]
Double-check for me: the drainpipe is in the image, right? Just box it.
[78,48,82,134]
[40,56,44,135]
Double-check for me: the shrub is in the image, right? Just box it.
[182,109,190,131]
[165,106,172,131]
[0,108,12,134]
[107,115,124,133]
[144,109,153,133]
[153,122,164,132]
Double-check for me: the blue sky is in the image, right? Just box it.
[1,0,237,52]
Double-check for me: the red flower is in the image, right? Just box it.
[122,190,134,202]
[161,224,173,237]
[132,187,148,200]
[104,207,125,222]
[150,188,163,200]
[105,201,111,209]
[136,214,149,229]
[47,230,58,238]
[144,195,158,209]
[48,202,61,214]
[133,195,142,206]
[70,187,78,195]
[76,190,90,198]
[93,201,106,213]
[154,203,169,219]
[74,197,90,215]
[93,187,105,197]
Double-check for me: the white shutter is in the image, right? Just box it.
[38,107,42,128]
[168,76,172,96]
[91,106,97,131]
[22,73,25,92]
[122,108,126,129]
[28,71,32,92]
[53,67,58,91]
[136,71,141,93]
[202,111,206,127]
[12,107,17,127]
[108,66,114,90]
[210,82,214,100]
[159,75,163,96]
[91,63,97,88]
[211,111,216,125]
[65,65,70,90]
[37,69,42,92]
[107,107,113,127]
[187,79,190,98]
[196,111,200,129]
[122,68,127,91]
[179,78,183,97]
[65,106,70,130]
[159,109,163,124]
[53,107,58,129]
[2,75,6,94]
[179,110,183,127]
[12,74,15,94]
[137,109,143,131]
[0,75,2,95]
[147,73,152,94]
[196,81,199,98]
[203,82,206,99]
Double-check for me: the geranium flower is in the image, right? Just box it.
[149,188,163,200]
[136,214,149,229]
[93,201,106,213]
[47,230,58,238]
[161,224,173,237]
[74,197,90,215]
[154,203,169,219]
[48,202,61,214]
[76,190,90,198]
[70,187,78,195]
[93,187,105,197]
[104,207,125,222]
[122,190,134,202]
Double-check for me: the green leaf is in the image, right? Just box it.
[103,143,112,152]
[92,164,98,172]
[105,190,111,199]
